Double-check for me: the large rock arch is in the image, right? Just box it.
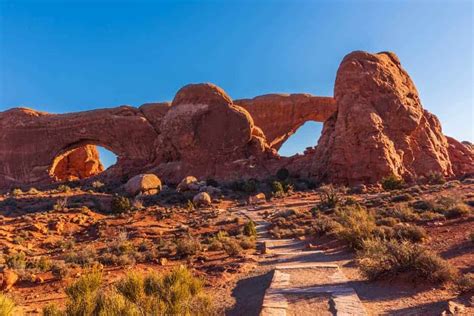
[235,94,336,150]
[0,106,159,187]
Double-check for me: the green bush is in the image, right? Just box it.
[276,168,290,181]
[243,220,257,237]
[0,294,15,316]
[358,238,455,283]
[381,174,405,191]
[111,195,131,214]
[271,181,285,197]
[335,205,376,249]
[243,179,258,194]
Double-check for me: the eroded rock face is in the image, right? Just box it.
[446,137,474,176]
[51,145,105,181]
[307,51,454,184]
[152,83,278,182]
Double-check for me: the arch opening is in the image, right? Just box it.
[49,144,118,182]
[278,121,323,157]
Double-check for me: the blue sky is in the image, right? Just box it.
[1,0,472,167]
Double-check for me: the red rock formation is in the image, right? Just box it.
[306,51,454,184]
[152,83,278,182]
[0,106,158,188]
[235,94,336,149]
[0,51,471,189]
[446,136,474,176]
[51,145,105,181]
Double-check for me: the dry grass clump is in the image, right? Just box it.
[44,266,214,316]
[334,205,376,249]
[357,238,455,284]
[381,204,420,222]
[176,237,202,258]
[0,294,15,316]
[64,247,97,267]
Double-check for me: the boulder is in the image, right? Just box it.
[124,174,162,196]
[249,193,266,204]
[177,176,198,192]
[193,192,212,207]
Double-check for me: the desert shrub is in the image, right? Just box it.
[390,193,413,202]
[318,185,340,209]
[94,291,139,316]
[382,204,420,222]
[65,268,103,316]
[222,238,243,257]
[271,181,285,197]
[51,262,71,280]
[42,303,64,316]
[53,197,68,212]
[92,181,105,189]
[176,237,201,258]
[116,272,144,304]
[239,236,256,250]
[358,238,455,283]
[208,239,224,251]
[426,171,446,185]
[444,203,471,218]
[456,273,474,293]
[0,294,15,316]
[29,256,52,272]
[276,168,290,181]
[419,211,445,221]
[57,184,71,193]
[411,199,435,211]
[243,220,257,237]
[381,174,405,191]
[393,224,426,243]
[242,179,258,194]
[111,195,131,214]
[373,226,395,239]
[64,248,97,267]
[152,266,213,315]
[313,214,342,236]
[335,205,376,249]
[376,217,400,227]
[6,251,27,269]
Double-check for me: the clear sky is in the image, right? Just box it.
[1,0,472,167]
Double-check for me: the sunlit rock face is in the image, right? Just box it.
[50,145,104,182]
[306,51,458,184]
[0,51,471,190]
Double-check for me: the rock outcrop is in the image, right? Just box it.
[0,50,471,189]
[51,145,104,181]
[446,137,474,176]
[306,51,455,184]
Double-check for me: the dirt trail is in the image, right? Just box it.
[232,200,367,316]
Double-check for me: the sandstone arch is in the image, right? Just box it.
[235,94,336,150]
[0,106,159,187]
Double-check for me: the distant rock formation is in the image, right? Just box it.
[0,50,472,189]
[51,145,104,181]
